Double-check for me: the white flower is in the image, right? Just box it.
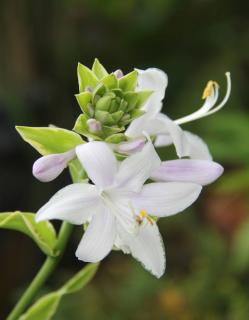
[125,68,231,159]
[36,141,202,278]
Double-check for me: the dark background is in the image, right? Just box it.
[1,0,249,319]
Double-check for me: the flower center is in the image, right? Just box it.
[136,209,154,226]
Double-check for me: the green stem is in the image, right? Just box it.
[7,222,73,320]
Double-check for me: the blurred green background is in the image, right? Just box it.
[1,0,249,319]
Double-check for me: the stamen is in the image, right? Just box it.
[136,209,154,225]
[202,81,219,100]
[175,72,231,125]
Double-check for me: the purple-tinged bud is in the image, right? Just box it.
[114,69,124,79]
[87,118,102,133]
[116,137,146,155]
[32,149,76,182]
[85,86,93,93]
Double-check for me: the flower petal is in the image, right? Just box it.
[125,113,159,138]
[36,183,101,224]
[75,209,116,263]
[151,159,224,186]
[154,133,173,148]
[105,191,137,234]
[76,142,118,189]
[115,141,161,192]
[133,182,202,217]
[118,222,166,278]
[136,68,168,113]
[115,137,146,155]
[153,118,211,160]
[154,114,190,158]
[184,131,212,160]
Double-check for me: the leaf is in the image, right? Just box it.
[119,70,138,92]
[77,63,98,92]
[75,92,93,114]
[0,212,57,256]
[16,126,84,155]
[105,133,126,144]
[20,292,61,320]
[20,263,99,320]
[124,91,152,112]
[62,263,99,293]
[92,58,108,79]
[73,114,103,140]
[101,73,118,89]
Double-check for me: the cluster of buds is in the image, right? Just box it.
[73,59,152,144]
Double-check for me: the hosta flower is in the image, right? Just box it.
[125,68,231,159]
[36,141,202,277]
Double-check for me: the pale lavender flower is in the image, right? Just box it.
[36,141,202,278]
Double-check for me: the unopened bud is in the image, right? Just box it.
[87,118,102,133]
[32,149,76,182]
[85,86,93,93]
[114,69,123,79]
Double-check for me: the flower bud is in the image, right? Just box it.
[87,118,102,133]
[32,149,76,182]
[85,86,93,93]
[95,95,112,111]
[114,69,123,79]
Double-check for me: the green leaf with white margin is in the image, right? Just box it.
[92,58,108,79]
[77,63,98,92]
[16,126,84,155]
[119,70,138,92]
[0,212,57,256]
[20,263,99,320]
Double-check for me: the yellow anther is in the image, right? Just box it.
[136,209,154,225]
[202,81,214,99]
[202,80,219,99]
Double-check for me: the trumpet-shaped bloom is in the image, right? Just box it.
[125,68,231,159]
[36,141,202,277]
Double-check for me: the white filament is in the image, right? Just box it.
[175,72,231,125]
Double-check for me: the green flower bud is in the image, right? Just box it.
[95,95,112,111]
[74,59,153,140]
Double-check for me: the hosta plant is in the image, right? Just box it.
[2,59,231,320]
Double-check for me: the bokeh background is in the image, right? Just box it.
[1,0,249,319]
